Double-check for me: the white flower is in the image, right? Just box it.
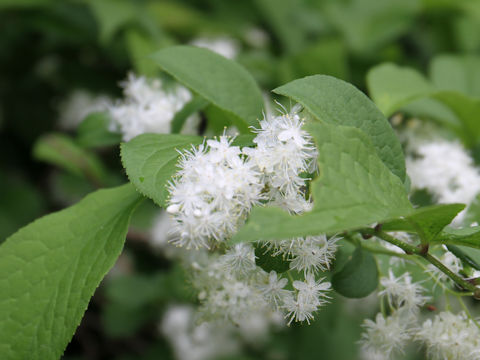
[406,140,480,224]
[283,292,318,325]
[415,311,480,360]
[258,271,291,307]
[244,104,317,213]
[360,312,411,359]
[284,274,331,325]
[379,270,428,311]
[288,235,339,274]
[108,73,197,141]
[167,136,263,249]
[58,90,110,130]
[191,36,240,59]
[219,243,257,277]
[293,273,331,303]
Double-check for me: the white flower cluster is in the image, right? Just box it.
[416,311,480,360]
[406,139,480,224]
[189,244,331,327]
[108,73,197,141]
[244,104,317,214]
[163,106,337,325]
[167,105,316,249]
[360,271,428,359]
[166,136,263,249]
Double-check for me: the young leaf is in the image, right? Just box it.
[433,226,480,249]
[77,112,122,148]
[381,203,466,243]
[151,45,263,130]
[231,122,413,244]
[0,184,143,360]
[366,63,434,117]
[332,247,379,298]
[121,133,203,207]
[273,75,406,181]
[33,133,107,186]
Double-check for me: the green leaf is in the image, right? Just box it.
[0,184,143,360]
[366,63,434,117]
[332,247,379,298]
[77,112,122,148]
[274,75,406,181]
[433,226,480,249]
[381,204,466,243]
[151,45,263,130]
[231,122,413,243]
[33,133,107,186]
[254,245,290,273]
[430,55,480,97]
[171,96,208,134]
[121,133,203,207]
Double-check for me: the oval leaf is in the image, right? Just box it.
[332,247,379,298]
[152,45,264,130]
[0,184,143,360]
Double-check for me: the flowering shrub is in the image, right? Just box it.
[2,8,480,359]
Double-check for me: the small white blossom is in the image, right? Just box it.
[108,73,197,141]
[360,312,411,359]
[219,243,257,277]
[379,270,428,311]
[288,235,340,274]
[284,274,331,325]
[415,311,480,360]
[258,271,290,307]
